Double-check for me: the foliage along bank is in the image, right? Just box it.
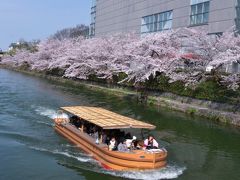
[1,28,240,105]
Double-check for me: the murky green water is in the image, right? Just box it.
[1,69,240,180]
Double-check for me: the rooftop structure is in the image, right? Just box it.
[61,106,156,129]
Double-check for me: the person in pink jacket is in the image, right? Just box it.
[144,135,159,149]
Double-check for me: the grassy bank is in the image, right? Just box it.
[1,65,240,127]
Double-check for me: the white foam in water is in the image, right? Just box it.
[29,146,93,163]
[30,146,185,179]
[36,120,53,126]
[63,144,78,148]
[53,150,93,163]
[103,165,186,180]
[34,106,58,119]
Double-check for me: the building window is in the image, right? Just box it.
[190,0,210,26]
[90,23,95,37]
[235,4,240,30]
[90,0,96,37]
[141,10,173,34]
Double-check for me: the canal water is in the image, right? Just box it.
[1,69,240,180]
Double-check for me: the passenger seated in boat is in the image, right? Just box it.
[125,132,132,139]
[93,128,99,140]
[69,115,78,123]
[69,116,81,128]
[85,122,91,134]
[118,130,125,139]
[89,125,95,136]
[75,119,82,128]
[133,140,144,150]
[144,135,159,149]
[117,139,128,152]
[109,137,117,151]
[82,125,87,133]
[100,130,107,144]
[126,136,137,149]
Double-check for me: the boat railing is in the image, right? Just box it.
[59,123,166,155]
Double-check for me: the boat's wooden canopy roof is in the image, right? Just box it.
[61,106,156,130]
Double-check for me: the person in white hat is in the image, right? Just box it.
[126,136,137,149]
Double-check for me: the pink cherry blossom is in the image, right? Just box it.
[1,28,239,90]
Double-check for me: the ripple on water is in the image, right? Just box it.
[29,146,94,163]
[0,131,42,144]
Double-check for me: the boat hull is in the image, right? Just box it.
[55,123,167,171]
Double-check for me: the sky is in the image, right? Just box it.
[0,0,91,50]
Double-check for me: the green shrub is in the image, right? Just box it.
[87,74,107,83]
[112,72,128,83]
[186,108,198,115]
[141,74,240,104]
[192,80,238,103]
[45,67,65,76]
[19,61,30,70]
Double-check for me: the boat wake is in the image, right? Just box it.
[33,106,58,119]
[102,165,186,180]
[29,146,94,163]
[36,120,53,126]
[29,146,185,179]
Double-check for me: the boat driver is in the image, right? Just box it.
[55,110,69,124]
[144,135,159,149]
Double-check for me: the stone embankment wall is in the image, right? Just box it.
[149,93,240,126]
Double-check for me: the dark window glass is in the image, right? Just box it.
[190,1,210,25]
[141,10,173,34]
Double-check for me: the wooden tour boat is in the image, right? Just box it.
[53,106,167,171]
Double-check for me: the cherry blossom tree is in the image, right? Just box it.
[1,28,239,90]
